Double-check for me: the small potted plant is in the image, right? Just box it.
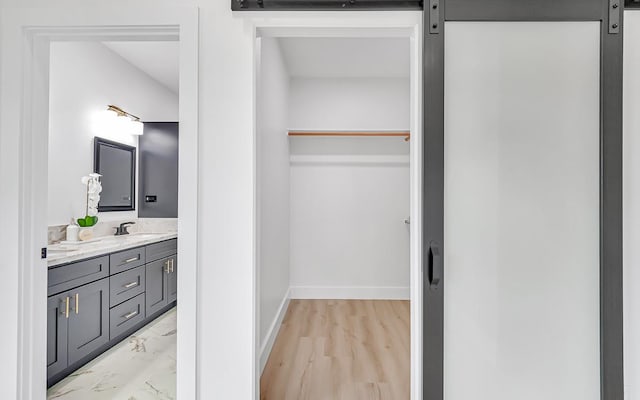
[76,173,102,240]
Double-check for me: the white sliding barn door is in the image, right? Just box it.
[443,22,601,400]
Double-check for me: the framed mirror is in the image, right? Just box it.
[94,137,136,212]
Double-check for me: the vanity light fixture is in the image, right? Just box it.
[106,105,144,136]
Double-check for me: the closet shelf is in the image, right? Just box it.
[288,130,410,142]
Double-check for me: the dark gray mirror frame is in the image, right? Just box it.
[93,137,137,212]
[233,1,625,399]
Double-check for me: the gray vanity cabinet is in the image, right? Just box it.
[47,294,68,378]
[66,278,110,365]
[48,238,177,387]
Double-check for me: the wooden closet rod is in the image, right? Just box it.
[288,130,410,141]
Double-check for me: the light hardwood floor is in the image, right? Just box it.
[261,299,410,400]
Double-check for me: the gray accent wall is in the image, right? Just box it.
[138,122,179,218]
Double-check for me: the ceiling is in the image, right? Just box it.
[103,41,179,94]
[100,38,408,92]
[277,37,410,78]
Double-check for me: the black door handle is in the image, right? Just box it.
[428,241,442,290]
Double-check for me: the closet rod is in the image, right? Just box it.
[288,130,410,141]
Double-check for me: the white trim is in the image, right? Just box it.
[0,8,199,400]
[290,286,410,300]
[257,26,415,38]
[175,11,200,400]
[252,32,262,400]
[259,288,291,374]
[290,155,410,166]
[408,21,424,400]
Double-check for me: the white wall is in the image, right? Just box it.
[289,77,410,130]
[0,7,422,400]
[48,41,178,226]
[256,38,290,367]
[289,77,411,298]
[624,10,640,400]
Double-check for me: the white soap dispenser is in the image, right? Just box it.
[66,219,79,242]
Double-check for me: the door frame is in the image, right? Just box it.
[248,11,424,400]
[423,1,624,399]
[0,7,199,399]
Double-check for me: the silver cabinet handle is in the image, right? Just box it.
[123,281,138,289]
[75,293,79,314]
[62,297,70,319]
[170,259,174,273]
[164,260,170,273]
[122,310,138,320]
[124,256,139,263]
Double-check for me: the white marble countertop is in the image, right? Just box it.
[47,232,178,267]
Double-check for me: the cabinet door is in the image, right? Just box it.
[47,294,69,379]
[67,278,109,365]
[167,255,177,303]
[139,122,179,218]
[146,257,169,317]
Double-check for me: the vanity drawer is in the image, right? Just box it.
[110,247,145,275]
[109,265,145,307]
[145,239,177,263]
[48,256,109,296]
[109,293,145,340]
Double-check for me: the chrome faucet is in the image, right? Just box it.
[114,222,135,236]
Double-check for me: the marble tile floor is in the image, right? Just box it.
[47,307,177,400]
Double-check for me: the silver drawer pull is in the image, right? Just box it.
[122,310,138,320]
[123,281,139,289]
[123,256,139,263]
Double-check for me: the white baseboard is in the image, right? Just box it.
[289,286,410,300]
[259,288,291,375]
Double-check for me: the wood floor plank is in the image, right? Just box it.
[261,300,410,400]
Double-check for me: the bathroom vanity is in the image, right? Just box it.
[46,234,177,387]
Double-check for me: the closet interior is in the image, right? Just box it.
[257,36,412,399]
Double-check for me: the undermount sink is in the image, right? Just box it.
[47,248,73,253]
[49,233,170,255]
[122,233,164,240]
[52,233,161,247]
[100,233,163,241]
